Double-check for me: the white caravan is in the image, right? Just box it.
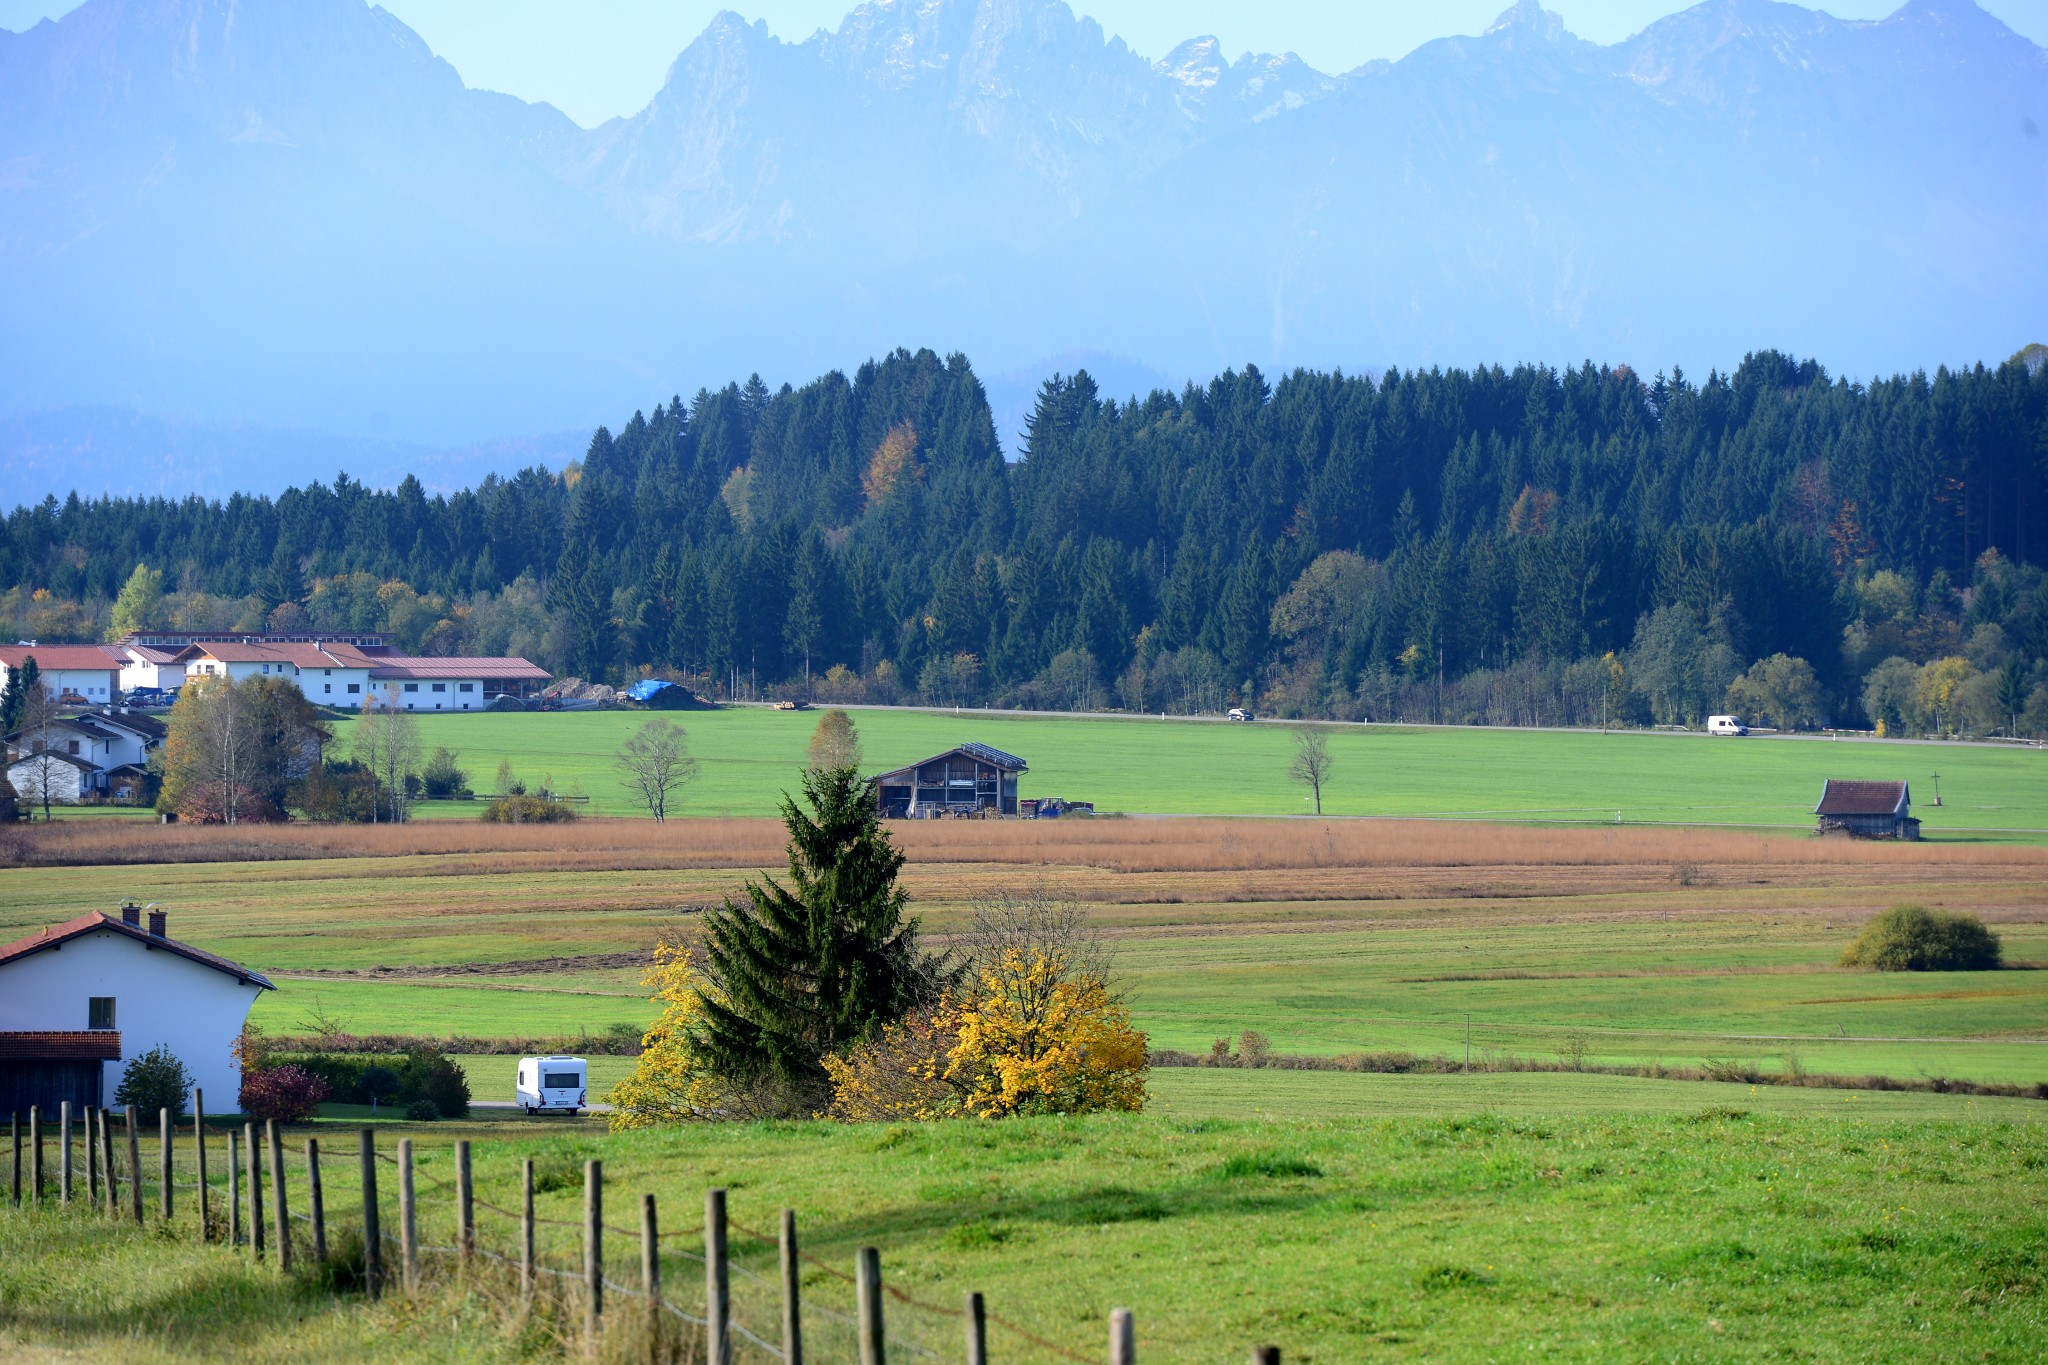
[1706,715,1749,736]
[516,1055,589,1115]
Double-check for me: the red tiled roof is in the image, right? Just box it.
[0,645,123,671]
[5,750,100,774]
[368,657,550,681]
[1815,780,1910,817]
[0,912,274,989]
[123,645,184,664]
[0,1031,123,1061]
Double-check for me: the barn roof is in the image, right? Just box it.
[5,750,100,774]
[1815,780,1910,817]
[875,743,1029,779]
[0,912,274,990]
[0,1030,124,1061]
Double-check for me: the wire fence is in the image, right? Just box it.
[6,1100,1212,1365]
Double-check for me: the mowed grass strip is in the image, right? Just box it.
[314,705,2048,835]
[7,1108,2045,1361]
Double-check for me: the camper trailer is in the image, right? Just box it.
[516,1055,589,1115]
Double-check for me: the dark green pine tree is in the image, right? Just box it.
[0,656,38,733]
[692,767,942,1113]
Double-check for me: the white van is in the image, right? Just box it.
[1228,708,1253,723]
[1706,715,1748,736]
[516,1055,589,1115]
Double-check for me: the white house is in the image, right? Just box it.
[174,640,379,702]
[6,748,100,805]
[116,643,190,693]
[0,906,274,1112]
[174,640,548,710]
[364,657,551,711]
[0,644,124,705]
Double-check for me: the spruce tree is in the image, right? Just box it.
[693,767,940,1113]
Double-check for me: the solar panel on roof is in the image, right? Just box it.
[959,742,1027,771]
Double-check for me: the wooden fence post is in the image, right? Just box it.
[228,1128,241,1246]
[97,1107,114,1218]
[10,1111,19,1205]
[306,1137,326,1263]
[268,1119,290,1272]
[856,1245,885,1365]
[520,1159,535,1307]
[642,1193,662,1361]
[1252,1349,1280,1365]
[160,1108,173,1222]
[398,1138,418,1294]
[243,1120,262,1252]
[28,1106,40,1206]
[705,1187,730,1365]
[779,1208,804,1365]
[583,1159,603,1347]
[192,1089,208,1241]
[125,1106,143,1224]
[59,1101,72,1204]
[1110,1307,1135,1365]
[455,1140,473,1266]
[359,1130,382,1300]
[965,1292,987,1365]
[85,1106,99,1205]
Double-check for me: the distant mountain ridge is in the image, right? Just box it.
[1,0,2043,499]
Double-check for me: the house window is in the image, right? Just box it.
[88,997,116,1030]
[67,739,80,755]
[323,669,332,676]
[261,664,270,673]
[403,683,419,693]
[346,683,361,694]
[323,684,332,694]
[458,683,474,693]
[431,683,446,693]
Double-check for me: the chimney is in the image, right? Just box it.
[120,902,141,926]
[148,910,167,938]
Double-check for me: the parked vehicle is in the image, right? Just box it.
[1228,708,1254,723]
[515,1055,588,1115]
[1706,715,1749,736]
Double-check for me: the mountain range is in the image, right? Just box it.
[1,0,2043,497]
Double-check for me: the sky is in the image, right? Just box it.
[3,0,2046,127]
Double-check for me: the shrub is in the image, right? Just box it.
[479,793,577,823]
[114,1045,195,1118]
[404,1099,440,1122]
[397,1045,471,1118]
[1840,906,2002,971]
[361,1064,401,1112]
[421,745,469,799]
[239,1064,332,1123]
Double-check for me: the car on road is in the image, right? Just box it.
[1228,708,1254,722]
[1706,714,1749,736]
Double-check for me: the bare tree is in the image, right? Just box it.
[805,708,862,773]
[615,719,698,822]
[1288,725,1334,815]
[961,887,1117,1000]
[353,691,422,823]
[14,685,68,822]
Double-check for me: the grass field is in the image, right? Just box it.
[321,704,2048,836]
[6,1100,2045,1361]
[7,817,2043,1087]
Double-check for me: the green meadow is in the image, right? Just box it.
[5,1104,2045,1361]
[330,705,2048,836]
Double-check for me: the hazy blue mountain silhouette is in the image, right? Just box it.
[2,0,2042,497]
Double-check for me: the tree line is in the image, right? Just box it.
[4,345,2046,733]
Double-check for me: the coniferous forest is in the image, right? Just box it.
[6,346,2048,735]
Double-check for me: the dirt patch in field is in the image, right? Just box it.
[277,951,651,980]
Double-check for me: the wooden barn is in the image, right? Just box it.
[873,743,1028,818]
[1814,780,1920,840]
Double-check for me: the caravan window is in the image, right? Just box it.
[543,1071,581,1089]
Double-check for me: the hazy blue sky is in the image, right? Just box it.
[6,0,2045,127]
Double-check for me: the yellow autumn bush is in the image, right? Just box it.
[604,942,731,1130]
[824,946,1148,1122]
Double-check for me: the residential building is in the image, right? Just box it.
[0,644,123,704]
[0,905,274,1111]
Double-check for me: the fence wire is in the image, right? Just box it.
[14,1118,1110,1365]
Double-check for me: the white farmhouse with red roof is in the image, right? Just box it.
[0,644,124,704]
[0,905,273,1115]
[175,639,547,711]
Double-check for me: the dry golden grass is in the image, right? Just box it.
[6,814,2041,874]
